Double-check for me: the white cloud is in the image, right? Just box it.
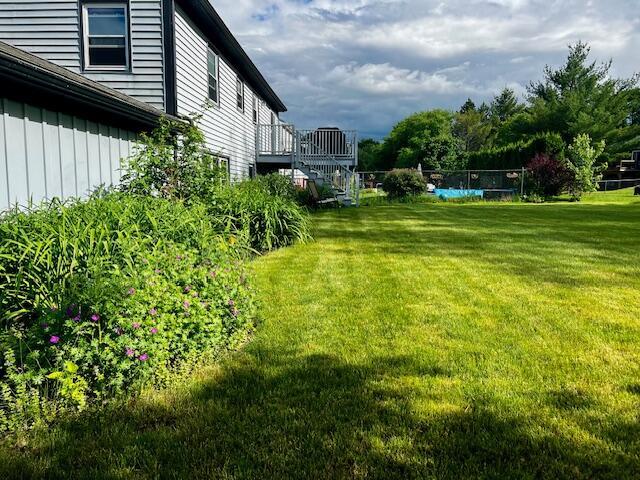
[209,0,640,138]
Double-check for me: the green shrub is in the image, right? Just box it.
[566,134,606,201]
[120,118,311,252]
[0,192,255,432]
[254,173,297,200]
[120,117,227,203]
[209,180,311,252]
[468,132,565,169]
[382,169,427,199]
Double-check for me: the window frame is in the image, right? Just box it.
[81,2,130,72]
[236,77,245,112]
[252,95,258,124]
[207,47,220,106]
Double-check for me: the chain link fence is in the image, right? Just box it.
[597,178,640,191]
[358,169,527,200]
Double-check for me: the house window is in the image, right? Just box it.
[217,156,230,181]
[252,95,258,124]
[236,77,244,112]
[207,47,219,104]
[82,3,129,70]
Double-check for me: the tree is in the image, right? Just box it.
[379,110,466,170]
[453,109,492,152]
[357,138,382,171]
[490,88,523,123]
[566,133,605,201]
[524,42,639,164]
[459,98,477,114]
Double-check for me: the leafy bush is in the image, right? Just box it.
[209,180,311,252]
[468,132,565,170]
[382,169,427,199]
[120,117,226,203]
[121,118,311,252]
[0,193,255,432]
[566,134,606,201]
[253,173,297,201]
[526,153,573,199]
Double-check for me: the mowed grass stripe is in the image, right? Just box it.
[1,195,639,479]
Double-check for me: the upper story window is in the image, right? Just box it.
[252,95,258,123]
[82,3,129,70]
[207,48,219,104]
[236,77,244,112]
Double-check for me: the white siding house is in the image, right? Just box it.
[0,1,359,209]
[0,0,166,110]
[0,97,137,211]
[0,0,289,208]
[174,5,280,180]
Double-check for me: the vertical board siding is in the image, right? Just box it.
[175,6,279,181]
[0,0,165,110]
[0,97,137,211]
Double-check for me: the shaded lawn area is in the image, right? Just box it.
[2,196,640,479]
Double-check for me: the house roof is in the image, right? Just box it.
[0,40,176,130]
[176,0,287,113]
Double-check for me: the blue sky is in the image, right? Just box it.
[212,0,640,139]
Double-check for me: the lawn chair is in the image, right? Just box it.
[308,180,339,207]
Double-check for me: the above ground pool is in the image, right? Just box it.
[434,189,484,199]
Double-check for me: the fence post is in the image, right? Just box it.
[520,167,525,197]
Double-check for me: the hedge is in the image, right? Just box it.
[468,132,565,170]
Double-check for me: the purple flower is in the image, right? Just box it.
[127,287,136,296]
[91,313,100,323]
[40,322,49,329]
[125,347,135,357]
[114,327,124,336]
[228,299,235,307]
[49,335,60,344]
[183,285,191,293]
[72,315,81,323]
[138,353,149,362]
[209,271,217,278]
[65,305,77,318]
[149,308,157,316]
[183,300,190,310]
[150,327,158,335]
[132,322,141,329]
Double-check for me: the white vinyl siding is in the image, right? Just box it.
[0,0,165,109]
[175,6,279,180]
[0,97,137,211]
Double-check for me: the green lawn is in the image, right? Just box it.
[2,193,640,479]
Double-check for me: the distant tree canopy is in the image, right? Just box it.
[377,110,465,171]
[365,42,640,171]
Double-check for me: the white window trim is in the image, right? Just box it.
[207,47,220,107]
[236,77,244,112]
[82,2,130,71]
[252,95,258,124]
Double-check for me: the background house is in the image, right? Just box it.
[0,0,287,209]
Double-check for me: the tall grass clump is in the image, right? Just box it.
[120,117,311,253]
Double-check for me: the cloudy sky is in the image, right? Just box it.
[212,0,640,139]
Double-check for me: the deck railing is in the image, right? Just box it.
[297,129,357,160]
[256,124,295,156]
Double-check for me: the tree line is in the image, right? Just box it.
[359,42,640,173]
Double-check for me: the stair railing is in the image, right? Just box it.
[296,131,355,196]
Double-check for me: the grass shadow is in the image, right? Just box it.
[2,350,638,479]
